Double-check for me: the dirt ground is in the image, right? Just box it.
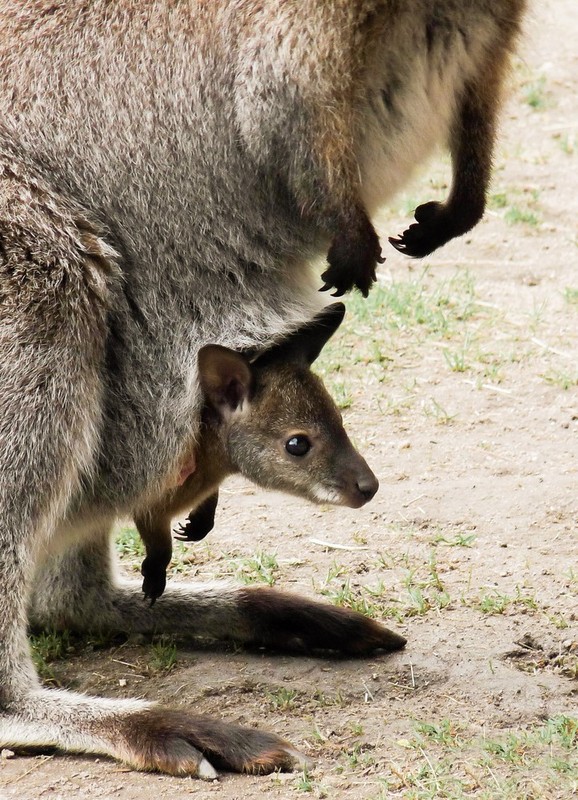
[1,1,576,798]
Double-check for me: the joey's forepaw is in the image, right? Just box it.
[141,557,167,605]
[321,215,384,297]
[117,708,310,777]
[173,521,207,542]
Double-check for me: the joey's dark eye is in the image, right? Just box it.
[285,435,311,457]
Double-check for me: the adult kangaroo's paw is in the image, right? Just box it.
[117,708,308,778]
[321,209,383,297]
[389,198,484,258]
[237,587,406,654]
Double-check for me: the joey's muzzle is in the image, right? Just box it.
[339,453,379,508]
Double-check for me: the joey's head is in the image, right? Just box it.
[197,304,378,509]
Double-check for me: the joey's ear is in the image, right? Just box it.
[253,302,345,368]
[198,345,253,414]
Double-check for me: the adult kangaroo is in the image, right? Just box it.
[0,0,525,779]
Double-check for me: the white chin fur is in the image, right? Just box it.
[310,484,345,505]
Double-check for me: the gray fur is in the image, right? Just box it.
[0,0,525,777]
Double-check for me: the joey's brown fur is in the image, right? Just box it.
[138,304,378,603]
[0,0,525,780]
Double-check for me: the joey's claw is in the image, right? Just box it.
[173,524,205,542]
[173,523,192,541]
[173,524,189,541]
[141,556,167,603]
[319,265,351,298]
[142,580,164,605]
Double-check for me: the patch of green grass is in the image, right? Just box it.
[567,567,578,587]
[504,205,539,226]
[538,716,578,750]
[344,742,376,769]
[564,287,578,305]
[542,368,578,390]
[231,550,279,585]
[148,635,178,672]
[319,575,384,618]
[381,715,578,799]
[443,344,469,373]
[316,268,509,422]
[115,525,145,558]
[488,187,542,229]
[523,74,549,110]
[433,531,477,548]
[488,192,509,209]
[548,613,570,630]
[475,587,538,616]
[295,767,325,795]
[317,562,404,620]
[319,550,457,622]
[422,397,456,425]
[415,719,462,748]
[476,592,511,615]
[555,133,576,156]
[397,553,452,617]
[266,687,299,711]
[330,380,353,409]
[484,734,531,765]
[29,629,73,683]
[345,270,477,340]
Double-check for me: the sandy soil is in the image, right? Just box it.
[1,1,576,798]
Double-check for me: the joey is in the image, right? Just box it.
[137,304,378,603]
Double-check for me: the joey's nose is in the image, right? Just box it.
[356,473,379,503]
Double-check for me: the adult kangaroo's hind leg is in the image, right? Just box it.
[33,532,407,655]
[32,524,405,775]
[0,168,128,756]
[0,172,256,781]
[11,180,303,778]
[31,530,309,777]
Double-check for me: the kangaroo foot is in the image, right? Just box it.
[237,587,407,654]
[116,708,309,777]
